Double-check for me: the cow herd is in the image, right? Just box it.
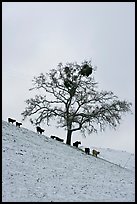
[73,141,100,157]
[7,117,100,157]
[8,118,22,127]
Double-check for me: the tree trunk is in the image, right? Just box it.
[66,129,72,145]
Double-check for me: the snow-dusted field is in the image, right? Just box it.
[2,120,135,202]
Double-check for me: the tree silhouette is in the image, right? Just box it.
[21,60,132,145]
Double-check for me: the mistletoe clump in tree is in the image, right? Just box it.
[21,60,132,145]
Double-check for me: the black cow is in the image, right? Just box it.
[36,126,45,134]
[55,136,64,142]
[50,135,64,142]
[85,148,90,155]
[51,135,56,139]
[8,118,16,124]
[16,122,22,127]
[73,141,81,148]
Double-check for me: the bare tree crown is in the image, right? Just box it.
[21,60,132,143]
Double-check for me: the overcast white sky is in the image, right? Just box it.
[2,2,135,153]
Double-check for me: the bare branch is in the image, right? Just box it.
[21,60,132,145]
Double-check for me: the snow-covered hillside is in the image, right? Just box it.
[2,120,135,202]
[79,146,135,172]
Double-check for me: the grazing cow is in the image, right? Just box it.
[16,122,22,127]
[73,141,81,148]
[8,118,16,124]
[36,126,45,134]
[92,149,100,157]
[85,148,90,155]
[51,135,56,139]
[50,135,64,142]
[55,136,64,142]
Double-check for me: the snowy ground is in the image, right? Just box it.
[79,146,135,172]
[2,120,135,202]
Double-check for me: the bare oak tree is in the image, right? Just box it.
[21,60,132,145]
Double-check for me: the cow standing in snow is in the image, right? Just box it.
[8,118,16,124]
[73,141,81,148]
[55,136,64,142]
[92,149,100,157]
[85,148,90,155]
[36,126,45,134]
[16,122,22,127]
[50,135,64,142]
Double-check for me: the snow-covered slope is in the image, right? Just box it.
[79,146,135,172]
[2,120,135,202]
